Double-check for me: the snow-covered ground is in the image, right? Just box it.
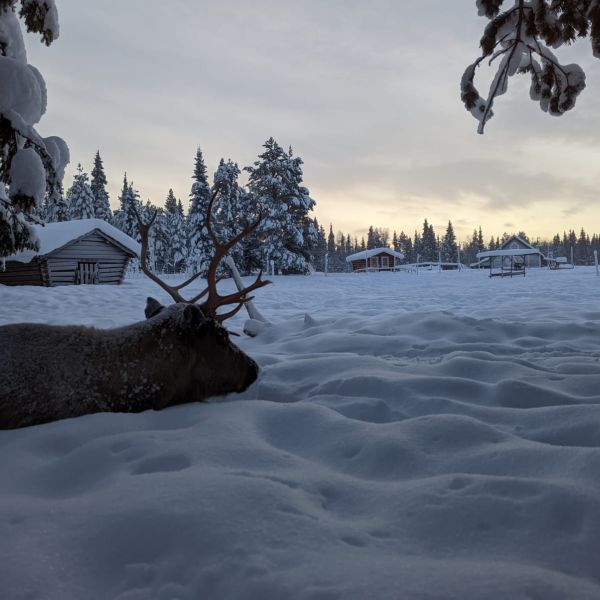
[2,268,600,600]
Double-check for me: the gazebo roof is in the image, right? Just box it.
[476,248,543,259]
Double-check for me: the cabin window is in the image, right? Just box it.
[381,256,389,269]
[76,262,99,285]
[369,257,379,269]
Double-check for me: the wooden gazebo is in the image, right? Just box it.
[476,248,543,278]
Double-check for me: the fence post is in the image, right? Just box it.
[595,250,599,277]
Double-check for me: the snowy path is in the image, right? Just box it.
[1,269,600,599]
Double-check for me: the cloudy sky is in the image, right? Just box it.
[26,0,600,242]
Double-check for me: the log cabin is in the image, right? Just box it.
[0,219,140,286]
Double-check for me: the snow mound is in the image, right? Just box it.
[1,269,600,599]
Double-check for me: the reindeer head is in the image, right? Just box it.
[144,297,259,400]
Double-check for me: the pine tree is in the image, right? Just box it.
[442,220,458,262]
[311,219,327,271]
[421,219,437,261]
[367,226,376,250]
[162,189,187,273]
[140,200,164,272]
[245,138,316,274]
[212,158,254,272]
[397,231,408,259]
[463,1,592,133]
[0,3,66,257]
[577,228,590,265]
[402,235,413,263]
[477,226,485,252]
[113,174,141,238]
[327,224,336,257]
[187,147,214,275]
[414,230,422,260]
[67,164,96,220]
[43,182,70,223]
[90,151,112,221]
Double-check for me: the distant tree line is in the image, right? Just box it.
[317,220,600,272]
[41,138,318,276]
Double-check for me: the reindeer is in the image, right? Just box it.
[0,192,270,429]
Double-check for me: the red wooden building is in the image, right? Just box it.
[346,248,404,272]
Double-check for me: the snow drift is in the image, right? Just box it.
[1,268,599,599]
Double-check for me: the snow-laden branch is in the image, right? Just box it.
[463,0,595,133]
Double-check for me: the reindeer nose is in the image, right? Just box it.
[244,360,259,389]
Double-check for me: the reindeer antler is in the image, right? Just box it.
[198,192,270,321]
[132,192,270,323]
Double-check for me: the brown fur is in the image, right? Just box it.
[0,298,258,429]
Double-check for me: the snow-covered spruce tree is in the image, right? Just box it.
[211,158,257,274]
[112,174,129,232]
[90,150,112,221]
[162,189,187,273]
[420,219,438,261]
[187,147,214,275]
[401,233,414,263]
[66,164,95,220]
[0,1,69,257]
[113,174,140,239]
[367,225,376,249]
[463,0,599,133]
[442,220,458,262]
[311,218,327,271]
[327,223,335,264]
[43,180,69,222]
[245,138,316,275]
[141,199,163,272]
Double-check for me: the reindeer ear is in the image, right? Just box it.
[182,303,205,326]
[145,297,165,319]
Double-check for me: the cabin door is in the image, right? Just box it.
[381,256,389,269]
[76,262,99,284]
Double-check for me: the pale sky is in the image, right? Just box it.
[25,0,600,243]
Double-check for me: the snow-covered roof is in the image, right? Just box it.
[476,248,543,259]
[501,235,535,250]
[346,247,404,262]
[5,219,140,263]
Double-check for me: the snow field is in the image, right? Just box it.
[1,268,600,599]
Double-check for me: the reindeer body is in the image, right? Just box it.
[0,302,258,429]
[1,192,269,429]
